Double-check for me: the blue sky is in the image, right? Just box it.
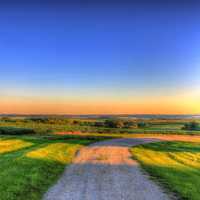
[0,2,200,113]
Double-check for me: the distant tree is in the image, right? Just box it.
[1,117,11,121]
[137,122,149,128]
[123,120,136,128]
[28,118,49,123]
[104,119,124,128]
[182,121,200,131]
[94,121,105,127]
[1,117,15,122]
[72,120,80,125]
[79,121,95,126]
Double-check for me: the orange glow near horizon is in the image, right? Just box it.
[1,4,200,116]
[0,93,199,115]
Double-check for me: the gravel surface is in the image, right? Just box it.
[44,138,171,200]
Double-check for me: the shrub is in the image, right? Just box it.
[182,122,200,131]
[94,121,105,127]
[72,120,80,125]
[104,119,124,128]
[0,117,16,122]
[123,120,137,128]
[27,117,70,125]
[0,127,35,135]
[137,122,149,128]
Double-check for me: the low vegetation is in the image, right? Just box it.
[182,121,200,131]
[0,116,200,135]
[0,139,32,154]
[0,127,35,135]
[0,135,101,200]
[132,141,200,200]
[0,116,200,199]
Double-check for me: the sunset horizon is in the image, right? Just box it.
[0,1,200,115]
[1,1,200,199]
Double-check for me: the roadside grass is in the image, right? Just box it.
[0,139,32,154]
[53,132,200,143]
[131,141,200,200]
[27,143,82,164]
[0,135,99,200]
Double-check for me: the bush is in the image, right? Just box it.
[97,119,137,129]
[182,122,200,131]
[104,119,124,128]
[27,117,70,125]
[0,127,35,135]
[0,117,16,122]
[137,122,149,128]
[94,121,105,127]
[71,120,80,125]
[123,120,137,128]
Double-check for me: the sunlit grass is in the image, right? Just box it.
[132,142,200,200]
[0,135,98,200]
[27,143,82,164]
[0,139,32,154]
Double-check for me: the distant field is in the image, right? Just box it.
[0,117,199,135]
[132,142,200,200]
[0,135,101,200]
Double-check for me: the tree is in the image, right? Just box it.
[137,122,149,128]
[123,120,136,128]
[94,121,105,127]
[182,121,199,131]
[104,119,124,128]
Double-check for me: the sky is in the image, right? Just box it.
[0,0,200,114]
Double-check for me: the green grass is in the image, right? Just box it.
[0,120,199,135]
[132,141,200,200]
[0,135,100,200]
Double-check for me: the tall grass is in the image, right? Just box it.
[132,142,200,200]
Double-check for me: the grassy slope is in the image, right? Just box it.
[132,142,200,200]
[0,135,97,200]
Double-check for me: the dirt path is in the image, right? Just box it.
[44,138,171,200]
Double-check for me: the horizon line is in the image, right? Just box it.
[0,113,199,116]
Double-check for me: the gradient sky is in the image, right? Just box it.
[0,0,200,114]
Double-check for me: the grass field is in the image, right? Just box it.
[0,135,100,200]
[0,120,199,135]
[132,141,200,200]
[1,117,200,200]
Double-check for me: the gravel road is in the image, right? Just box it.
[44,138,171,200]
